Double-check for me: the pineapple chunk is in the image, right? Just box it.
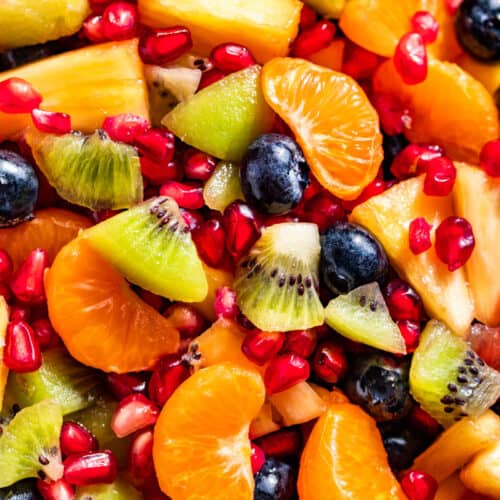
[138,0,302,63]
[0,40,149,141]
[0,297,8,412]
[250,402,281,439]
[460,441,500,498]
[310,384,350,405]
[350,175,474,335]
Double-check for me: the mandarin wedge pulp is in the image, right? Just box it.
[45,238,179,373]
[0,297,8,412]
[153,363,265,500]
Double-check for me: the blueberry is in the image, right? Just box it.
[455,0,500,61]
[0,479,41,500]
[320,222,389,295]
[241,134,309,214]
[343,353,413,422]
[381,133,408,180]
[254,458,296,500]
[380,426,428,472]
[0,45,53,72]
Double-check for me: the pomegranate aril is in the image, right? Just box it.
[89,0,114,11]
[3,320,42,372]
[139,27,193,65]
[342,179,387,212]
[163,303,206,338]
[82,15,107,43]
[423,156,456,196]
[372,93,411,135]
[183,149,217,180]
[255,428,302,459]
[435,216,475,272]
[408,406,441,437]
[409,217,432,255]
[242,330,285,366]
[102,113,149,144]
[148,358,190,406]
[0,249,13,283]
[198,68,227,90]
[391,144,442,180]
[250,443,266,475]
[111,393,159,438]
[445,0,463,15]
[31,109,71,135]
[303,192,344,232]
[9,304,31,322]
[64,450,118,486]
[0,282,11,302]
[264,353,310,394]
[209,43,256,73]
[128,428,154,479]
[400,470,438,500]
[0,77,42,113]
[102,1,137,41]
[9,248,48,304]
[135,128,175,164]
[300,4,317,30]
[284,329,318,358]
[342,43,380,80]
[214,286,239,319]
[223,201,261,261]
[141,157,182,185]
[37,478,75,500]
[181,208,204,231]
[397,320,421,353]
[479,139,500,177]
[60,422,98,457]
[394,32,427,85]
[159,180,204,209]
[192,219,227,267]
[411,11,439,44]
[384,279,423,322]
[312,341,347,384]
[292,20,336,58]
[106,373,147,400]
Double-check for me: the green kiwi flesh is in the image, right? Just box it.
[0,400,63,487]
[203,161,244,213]
[324,282,406,354]
[75,476,142,500]
[28,129,143,210]
[234,222,324,331]
[5,348,101,415]
[410,320,500,428]
[163,65,275,161]
[83,196,208,302]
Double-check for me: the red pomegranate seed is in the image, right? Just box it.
[9,304,31,322]
[469,324,500,370]
[106,373,147,400]
[255,428,302,459]
[60,422,98,457]
[192,219,227,267]
[111,394,159,438]
[183,149,217,181]
[409,217,432,255]
[384,279,423,322]
[391,144,443,179]
[128,428,154,479]
[411,11,439,44]
[0,283,11,302]
[435,216,475,272]
[138,288,165,311]
[89,0,114,11]
[479,139,500,177]
[163,303,206,338]
[284,329,318,358]
[342,43,381,80]
[408,405,441,437]
[312,341,348,384]
[303,192,344,232]
[292,20,336,58]
[64,451,118,486]
[141,477,170,499]
[82,15,107,43]
[372,94,411,135]
[394,32,427,85]
[148,357,190,406]
[0,249,13,283]
[214,286,239,319]
[300,4,317,30]
[102,2,137,41]
[31,109,71,135]
[400,470,438,500]
[3,320,42,372]
[0,77,42,113]
[223,201,261,261]
[445,0,463,15]
[264,353,310,394]
[139,27,193,65]
[397,320,421,353]
[135,128,175,164]
[198,68,227,90]
[159,180,204,210]
[141,158,182,185]
[423,156,456,196]
[209,43,256,73]
[250,443,266,474]
[37,478,75,500]
[9,248,47,304]
[102,113,149,144]
[242,330,285,366]
[181,208,204,231]
[342,179,387,212]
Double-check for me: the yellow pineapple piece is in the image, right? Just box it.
[250,402,281,439]
[0,297,8,412]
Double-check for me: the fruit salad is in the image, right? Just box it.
[0,0,499,499]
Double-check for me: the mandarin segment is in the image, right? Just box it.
[0,297,8,412]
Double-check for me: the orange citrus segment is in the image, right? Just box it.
[298,403,406,499]
[45,238,179,373]
[0,208,91,271]
[153,363,265,500]
[373,58,499,163]
[0,297,9,412]
[262,57,383,200]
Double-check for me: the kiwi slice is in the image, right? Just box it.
[83,196,208,302]
[0,400,63,487]
[203,161,245,213]
[410,320,500,428]
[26,129,143,210]
[324,282,406,354]
[234,222,324,331]
[5,348,101,415]
[75,476,142,500]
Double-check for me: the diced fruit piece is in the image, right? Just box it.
[298,403,406,499]
[250,403,281,439]
[75,476,142,499]
[0,400,63,487]
[373,59,498,163]
[0,40,149,141]
[458,54,500,95]
[350,175,474,335]
[234,223,324,332]
[0,297,8,411]
[153,364,265,498]
[434,473,468,500]
[303,0,345,19]
[307,39,345,71]
[203,161,244,213]
[325,283,406,354]
[27,129,143,210]
[410,320,500,427]
[138,0,302,63]
[83,197,207,302]
[46,238,179,373]
[262,58,382,200]
[163,65,274,161]
[454,164,500,326]
[412,410,500,482]
[310,385,350,405]
[0,0,89,50]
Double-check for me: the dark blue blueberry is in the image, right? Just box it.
[0,479,41,500]
[254,458,296,500]
[0,45,53,72]
[241,134,309,214]
[380,426,428,472]
[343,353,412,423]
[0,150,38,227]
[381,133,408,180]
[455,0,500,61]
[320,222,388,295]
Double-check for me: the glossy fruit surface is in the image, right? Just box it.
[254,458,296,500]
